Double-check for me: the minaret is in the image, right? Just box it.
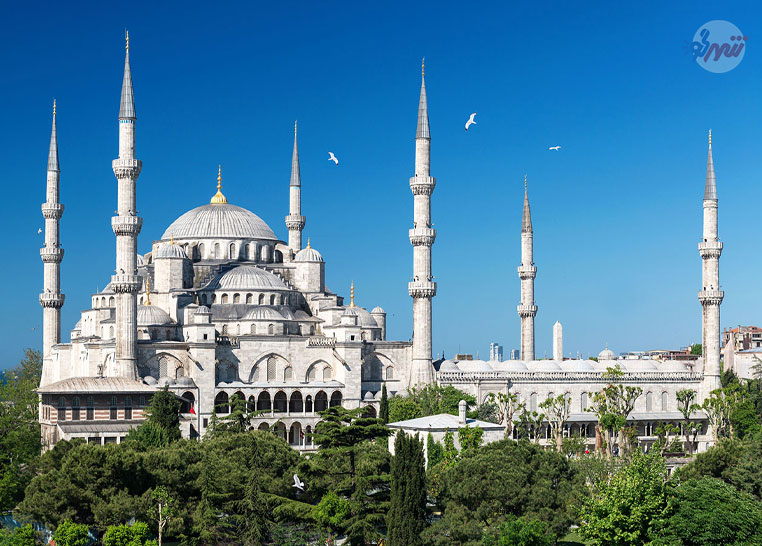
[285,121,305,252]
[40,100,65,359]
[699,130,723,392]
[111,32,143,379]
[408,59,437,385]
[517,176,537,361]
[553,321,563,361]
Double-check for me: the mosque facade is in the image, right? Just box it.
[37,38,721,454]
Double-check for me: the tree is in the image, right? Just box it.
[481,516,554,546]
[702,388,732,443]
[586,366,641,457]
[215,393,255,434]
[0,525,38,546]
[539,394,570,452]
[676,389,701,455]
[579,451,669,546]
[51,520,91,546]
[380,384,389,424]
[388,397,422,423]
[457,426,483,453]
[144,387,181,443]
[151,486,175,546]
[409,384,476,417]
[486,392,519,437]
[650,478,762,545]
[388,432,427,546]
[514,405,545,443]
[426,433,444,469]
[103,522,157,546]
[0,349,42,511]
[690,343,702,356]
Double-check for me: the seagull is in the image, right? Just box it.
[37,228,42,234]
[465,113,476,131]
[292,473,305,492]
[548,145,561,151]
[328,152,339,165]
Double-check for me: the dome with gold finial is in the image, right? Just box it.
[210,164,227,205]
[295,238,324,262]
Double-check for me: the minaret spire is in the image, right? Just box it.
[40,100,65,371]
[286,120,305,251]
[518,175,537,361]
[409,59,437,385]
[111,32,143,379]
[699,130,723,394]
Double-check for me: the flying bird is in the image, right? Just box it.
[548,145,561,151]
[328,152,339,165]
[465,113,477,131]
[37,228,42,234]
[292,474,305,492]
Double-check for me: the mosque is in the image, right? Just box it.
[37,37,721,453]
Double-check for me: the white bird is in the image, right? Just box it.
[37,228,42,234]
[292,473,305,492]
[328,152,339,165]
[465,113,477,131]
[548,145,561,151]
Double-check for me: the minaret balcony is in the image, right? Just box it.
[408,280,437,298]
[698,290,724,305]
[111,158,142,179]
[517,265,537,279]
[41,203,64,219]
[409,176,436,196]
[39,292,65,309]
[698,241,723,259]
[409,227,437,246]
[111,216,143,236]
[40,247,64,263]
[285,214,306,230]
[517,304,538,317]
[111,274,142,294]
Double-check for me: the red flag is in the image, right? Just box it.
[189,402,196,415]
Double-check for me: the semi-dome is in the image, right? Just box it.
[243,307,284,321]
[161,203,278,241]
[137,305,173,326]
[210,265,290,291]
[295,247,324,262]
[342,306,378,328]
[156,243,188,259]
[598,348,617,361]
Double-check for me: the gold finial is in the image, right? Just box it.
[210,164,228,204]
[422,57,425,77]
[170,233,175,245]
[125,30,129,51]
[306,238,311,249]
[53,99,56,117]
[145,277,151,306]
[708,129,712,145]
[349,280,355,307]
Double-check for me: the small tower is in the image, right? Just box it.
[699,130,723,392]
[553,321,563,361]
[111,32,143,380]
[285,121,305,252]
[40,100,65,362]
[517,176,537,361]
[408,59,437,385]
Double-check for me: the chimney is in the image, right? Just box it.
[458,399,467,425]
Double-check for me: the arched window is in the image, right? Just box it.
[530,393,538,412]
[323,366,333,382]
[646,392,653,412]
[246,293,252,304]
[289,423,301,445]
[181,392,195,414]
[305,395,313,413]
[310,325,315,335]
[385,366,394,381]
[229,243,236,259]
[280,295,285,305]
[198,243,205,259]
[547,392,555,401]
[258,422,269,431]
[71,397,81,421]
[273,391,287,413]
[212,294,217,303]
[581,392,588,411]
[363,405,377,418]
[213,242,220,259]
[661,392,669,411]
[248,243,256,260]
[109,296,115,306]
[257,392,271,411]
[268,324,274,335]
[258,294,264,304]
[221,324,228,335]
[267,357,276,381]
[250,324,257,334]
[290,391,303,413]
[215,392,229,414]
[233,293,240,303]
[330,391,343,407]
[109,326,114,338]
[307,365,317,382]
[247,395,256,412]
[175,365,185,379]
[269,295,276,305]
[284,366,293,381]
[221,294,229,304]
[315,391,328,412]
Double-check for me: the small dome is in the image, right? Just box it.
[295,247,324,262]
[196,305,211,314]
[294,310,311,320]
[457,360,494,372]
[528,360,562,372]
[621,360,657,372]
[370,306,386,314]
[143,376,158,385]
[658,360,692,372]
[363,391,375,401]
[598,348,617,361]
[157,377,176,387]
[136,254,145,267]
[138,305,173,326]
[176,377,195,386]
[156,243,188,259]
[438,360,461,372]
[559,359,595,372]
[342,306,378,328]
[210,265,290,291]
[243,307,284,321]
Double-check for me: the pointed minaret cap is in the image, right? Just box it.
[416,58,430,139]
[522,175,532,233]
[48,100,59,172]
[290,120,301,187]
[704,129,717,201]
[119,31,136,120]
[211,164,228,204]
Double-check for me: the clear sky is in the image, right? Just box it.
[1,1,760,368]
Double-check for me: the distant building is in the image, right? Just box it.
[510,349,520,360]
[723,326,762,379]
[489,343,503,362]
[723,326,762,351]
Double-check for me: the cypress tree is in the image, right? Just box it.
[380,384,389,424]
[387,431,426,546]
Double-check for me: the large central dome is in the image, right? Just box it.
[161,203,278,241]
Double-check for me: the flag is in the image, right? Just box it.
[189,402,196,415]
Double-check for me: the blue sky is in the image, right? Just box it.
[1,1,760,368]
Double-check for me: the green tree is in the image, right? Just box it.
[388,397,422,423]
[388,432,426,546]
[539,394,570,453]
[0,525,38,546]
[0,349,42,511]
[380,384,389,424]
[409,384,476,417]
[579,450,669,546]
[51,520,91,546]
[151,486,175,546]
[485,392,519,437]
[702,388,732,443]
[457,426,483,453]
[690,343,702,356]
[144,388,181,443]
[676,389,701,455]
[481,516,554,546]
[312,491,350,540]
[651,478,762,545]
[586,366,641,457]
[426,433,444,470]
[103,522,156,546]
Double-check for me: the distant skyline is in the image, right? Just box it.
[2,1,761,368]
